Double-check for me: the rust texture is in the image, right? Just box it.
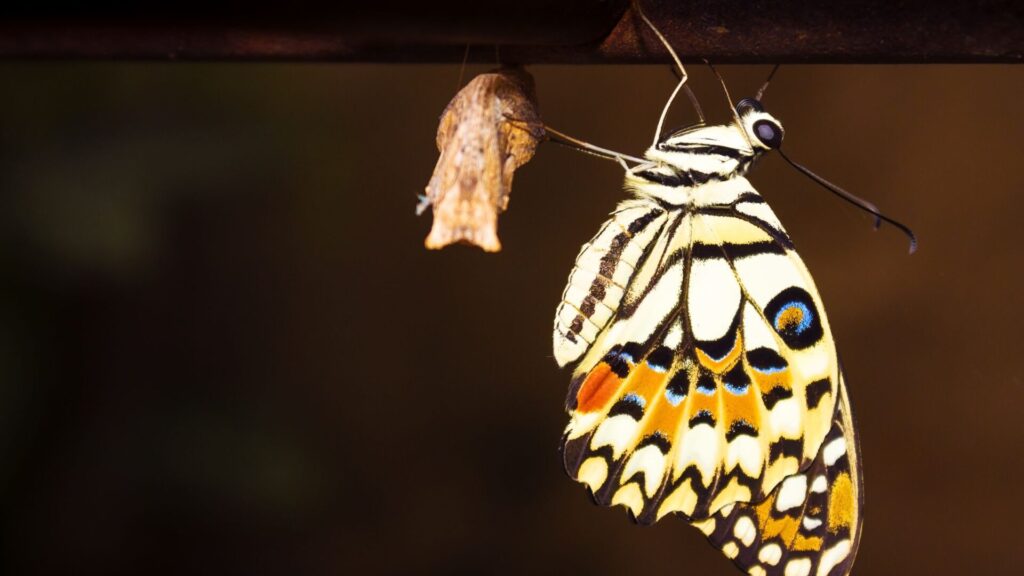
[421,67,544,252]
[0,1,1021,63]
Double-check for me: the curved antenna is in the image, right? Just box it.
[755,64,781,102]
[632,0,705,146]
[778,150,918,254]
[652,79,693,148]
[705,60,755,152]
[667,64,705,123]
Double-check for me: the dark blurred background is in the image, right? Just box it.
[0,63,1020,575]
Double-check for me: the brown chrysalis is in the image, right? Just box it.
[420,66,544,252]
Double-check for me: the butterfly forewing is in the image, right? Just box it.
[556,185,840,524]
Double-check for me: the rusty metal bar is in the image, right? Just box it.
[0,1,1021,63]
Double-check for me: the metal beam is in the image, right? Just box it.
[0,1,1021,63]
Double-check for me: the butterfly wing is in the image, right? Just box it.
[555,189,841,524]
[694,372,863,576]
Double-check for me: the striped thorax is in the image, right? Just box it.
[626,105,783,208]
[554,102,788,368]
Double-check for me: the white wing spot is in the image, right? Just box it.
[663,319,684,349]
[769,397,802,438]
[688,257,742,342]
[722,541,740,559]
[775,474,808,512]
[758,543,782,566]
[802,516,823,530]
[674,423,720,485]
[733,515,757,547]
[823,436,848,466]
[577,457,608,492]
[817,540,852,576]
[810,474,828,494]
[591,414,639,459]
[692,517,716,536]
[565,411,602,440]
[726,435,763,478]
[784,557,812,576]
[622,444,667,497]
[611,483,645,517]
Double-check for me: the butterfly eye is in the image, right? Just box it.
[736,98,763,115]
[753,119,783,149]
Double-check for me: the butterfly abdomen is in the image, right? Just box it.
[553,201,668,367]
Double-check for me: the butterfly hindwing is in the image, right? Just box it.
[557,188,840,524]
[694,372,862,576]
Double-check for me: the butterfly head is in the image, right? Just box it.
[735,98,784,151]
[644,97,784,180]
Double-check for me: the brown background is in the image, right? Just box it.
[0,63,1020,575]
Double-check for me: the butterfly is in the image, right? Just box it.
[548,7,912,574]
[551,95,872,576]
[552,96,863,575]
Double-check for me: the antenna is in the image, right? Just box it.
[755,64,781,102]
[632,0,705,147]
[705,61,755,152]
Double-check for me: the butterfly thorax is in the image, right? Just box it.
[625,110,784,208]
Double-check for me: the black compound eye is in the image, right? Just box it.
[736,98,763,115]
[753,119,783,148]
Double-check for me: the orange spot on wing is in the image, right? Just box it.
[689,386,719,418]
[643,403,683,438]
[640,378,685,439]
[793,534,823,552]
[776,307,804,331]
[753,370,792,397]
[827,472,856,533]
[695,334,743,374]
[723,377,761,432]
[757,502,800,545]
[628,363,668,400]
[576,363,621,413]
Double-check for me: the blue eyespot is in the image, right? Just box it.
[764,287,824,351]
[774,301,813,335]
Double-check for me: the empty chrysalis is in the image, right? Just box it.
[420,66,544,252]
